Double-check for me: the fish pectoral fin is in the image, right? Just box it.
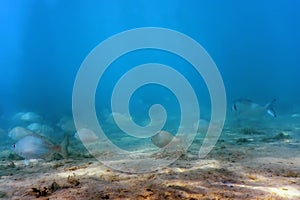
[43,152,65,161]
[265,99,277,117]
[267,108,276,117]
[23,159,30,166]
[60,135,69,159]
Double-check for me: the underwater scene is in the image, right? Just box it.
[0,1,300,199]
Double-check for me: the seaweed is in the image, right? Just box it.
[30,180,61,198]
[0,191,8,198]
[50,180,61,192]
[240,128,266,135]
[31,187,48,198]
[97,191,110,199]
[261,132,291,142]
[273,132,291,140]
[67,173,80,186]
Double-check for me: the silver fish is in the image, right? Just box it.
[57,116,76,133]
[151,130,181,148]
[13,112,42,122]
[74,128,99,143]
[27,123,54,135]
[232,98,276,118]
[12,134,69,160]
[8,126,34,140]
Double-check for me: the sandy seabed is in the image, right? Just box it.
[0,129,299,200]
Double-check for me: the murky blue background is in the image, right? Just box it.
[1,0,299,128]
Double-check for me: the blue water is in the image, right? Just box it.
[0,1,300,141]
[1,2,300,199]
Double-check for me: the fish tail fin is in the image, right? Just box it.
[60,134,69,159]
[265,99,277,117]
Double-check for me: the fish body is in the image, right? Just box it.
[74,128,98,143]
[57,116,76,133]
[151,130,178,148]
[105,112,132,125]
[12,134,68,160]
[21,112,41,122]
[232,98,276,118]
[291,113,300,118]
[13,112,42,122]
[8,126,34,140]
[27,123,54,135]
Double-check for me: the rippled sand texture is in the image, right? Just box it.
[0,124,299,200]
